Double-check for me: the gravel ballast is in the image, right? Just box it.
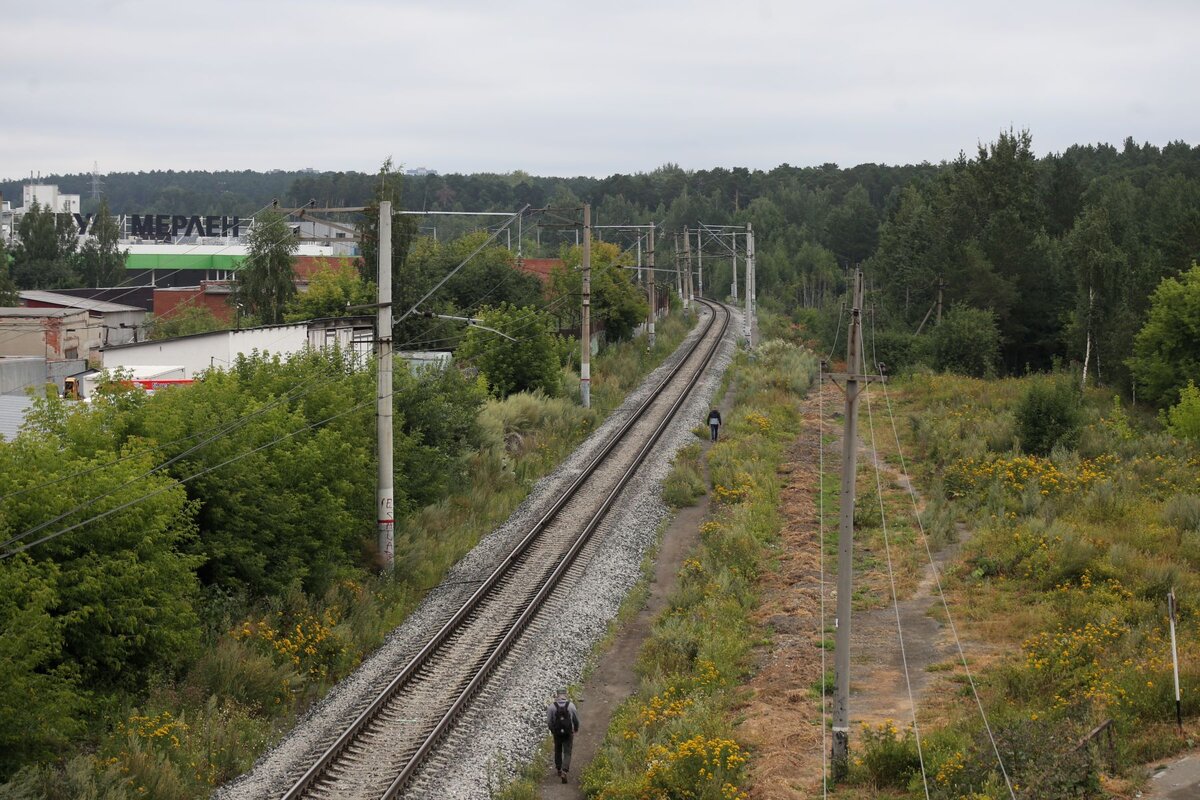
[215,305,741,800]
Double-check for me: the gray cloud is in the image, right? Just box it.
[3,0,1198,178]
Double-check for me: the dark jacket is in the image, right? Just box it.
[708,409,722,426]
[546,698,580,736]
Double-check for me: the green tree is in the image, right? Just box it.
[0,236,16,304]
[76,197,128,287]
[439,232,543,311]
[284,258,375,322]
[826,184,879,264]
[553,240,649,342]
[235,209,297,324]
[4,395,203,690]
[1063,206,1128,388]
[1165,380,1200,440]
[145,304,227,339]
[356,159,419,338]
[1130,263,1200,407]
[457,302,561,397]
[1016,375,1082,455]
[930,304,1000,377]
[0,556,85,778]
[11,201,78,289]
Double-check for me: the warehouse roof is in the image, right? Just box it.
[20,290,145,313]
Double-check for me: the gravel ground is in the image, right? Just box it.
[215,304,740,800]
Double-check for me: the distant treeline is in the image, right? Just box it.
[7,133,1200,390]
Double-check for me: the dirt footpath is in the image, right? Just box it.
[737,382,978,798]
[539,391,735,798]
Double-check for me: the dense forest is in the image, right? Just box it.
[8,131,1200,401]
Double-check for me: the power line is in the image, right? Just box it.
[859,317,931,799]
[865,301,1017,799]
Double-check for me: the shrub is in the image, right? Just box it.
[1164,380,1200,440]
[1163,494,1200,534]
[855,720,921,788]
[1016,376,1082,455]
[869,329,932,373]
[930,304,1000,377]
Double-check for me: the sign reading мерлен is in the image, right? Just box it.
[72,213,243,238]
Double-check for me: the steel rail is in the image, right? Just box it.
[381,300,729,798]
[282,299,729,800]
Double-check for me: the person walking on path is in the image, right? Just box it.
[708,408,722,442]
[546,690,580,783]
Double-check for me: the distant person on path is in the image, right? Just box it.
[708,408,722,441]
[546,690,580,783]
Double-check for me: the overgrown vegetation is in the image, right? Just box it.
[662,443,706,508]
[859,371,1200,797]
[0,311,693,796]
[583,340,818,799]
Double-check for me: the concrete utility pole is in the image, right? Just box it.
[683,228,694,308]
[647,224,656,349]
[637,234,643,285]
[696,227,704,298]
[731,230,738,301]
[832,270,866,779]
[749,224,756,327]
[744,223,754,342]
[377,201,395,573]
[581,203,592,408]
[674,232,684,308]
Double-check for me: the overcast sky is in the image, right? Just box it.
[3,0,1198,179]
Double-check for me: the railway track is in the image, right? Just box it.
[281,299,731,800]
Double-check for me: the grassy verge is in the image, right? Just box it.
[0,315,694,799]
[581,340,818,799]
[843,370,1200,798]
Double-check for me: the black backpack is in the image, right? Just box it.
[552,700,572,736]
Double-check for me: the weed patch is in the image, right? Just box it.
[582,341,817,799]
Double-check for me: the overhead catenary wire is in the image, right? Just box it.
[866,299,1018,799]
[392,206,529,328]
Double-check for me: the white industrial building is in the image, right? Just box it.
[23,184,80,214]
[99,317,374,379]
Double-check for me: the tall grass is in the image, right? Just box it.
[582,341,816,799]
[882,371,1200,796]
[662,443,707,507]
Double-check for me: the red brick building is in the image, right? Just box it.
[516,258,563,285]
[153,282,236,323]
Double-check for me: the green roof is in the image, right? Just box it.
[125,253,247,270]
